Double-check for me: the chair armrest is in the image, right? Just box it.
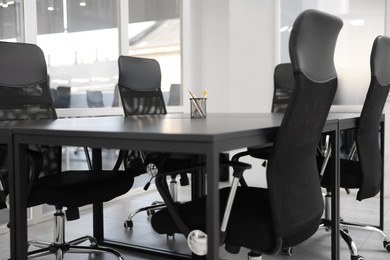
[231,144,274,162]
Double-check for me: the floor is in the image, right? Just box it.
[0,149,389,259]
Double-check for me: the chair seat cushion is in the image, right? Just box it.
[29,170,134,208]
[151,186,276,252]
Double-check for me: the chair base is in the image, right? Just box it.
[124,201,166,229]
[4,208,124,260]
[320,193,390,259]
[124,175,179,230]
[26,236,124,260]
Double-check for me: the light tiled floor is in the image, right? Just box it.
[1,185,389,260]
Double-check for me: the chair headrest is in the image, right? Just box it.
[371,35,390,86]
[118,55,161,92]
[0,41,47,86]
[289,9,343,83]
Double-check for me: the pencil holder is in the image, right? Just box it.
[190,98,207,118]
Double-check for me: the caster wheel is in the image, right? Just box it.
[123,220,133,230]
[351,255,365,260]
[281,247,293,256]
[383,241,390,252]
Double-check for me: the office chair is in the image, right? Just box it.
[319,35,390,260]
[55,86,71,108]
[151,9,342,259]
[237,62,331,194]
[117,55,191,230]
[237,63,295,167]
[167,83,181,106]
[271,63,295,113]
[0,41,134,260]
[87,90,105,107]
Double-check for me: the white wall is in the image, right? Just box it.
[182,0,275,114]
[182,0,276,186]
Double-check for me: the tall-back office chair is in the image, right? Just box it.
[239,63,296,166]
[320,35,390,259]
[271,63,295,113]
[0,41,134,260]
[117,55,191,230]
[151,9,342,259]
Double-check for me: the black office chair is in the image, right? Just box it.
[237,63,296,166]
[271,63,295,113]
[237,62,331,188]
[151,9,342,259]
[117,55,192,230]
[55,86,71,108]
[0,41,134,260]
[319,35,390,260]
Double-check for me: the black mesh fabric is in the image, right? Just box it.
[268,9,342,248]
[267,74,337,246]
[355,77,389,200]
[271,63,295,113]
[118,85,167,115]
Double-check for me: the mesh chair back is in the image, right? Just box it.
[266,10,342,247]
[356,36,390,201]
[118,56,167,115]
[272,63,295,113]
[0,42,60,208]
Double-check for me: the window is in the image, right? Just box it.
[128,0,182,106]
[0,0,23,42]
[37,0,119,109]
[280,0,386,105]
[35,0,182,110]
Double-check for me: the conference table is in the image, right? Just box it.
[6,112,363,260]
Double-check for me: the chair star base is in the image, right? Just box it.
[5,208,124,260]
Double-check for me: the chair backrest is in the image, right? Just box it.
[55,86,71,108]
[272,63,295,113]
[117,56,167,116]
[167,84,181,106]
[266,9,342,249]
[87,90,105,108]
[356,36,390,201]
[0,42,60,187]
[0,42,57,120]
